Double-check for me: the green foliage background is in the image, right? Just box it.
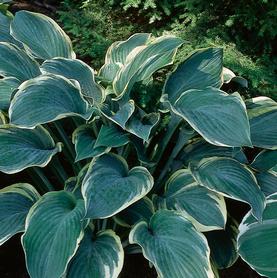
[58,0,276,98]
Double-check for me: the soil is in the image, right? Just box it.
[0,1,264,277]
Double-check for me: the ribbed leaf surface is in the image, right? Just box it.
[67,229,123,278]
[22,191,85,278]
[0,125,61,174]
[11,11,75,59]
[0,183,39,245]
[9,74,93,128]
[82,153,154,219]
[129,210,214,278]
[190,157,265,220]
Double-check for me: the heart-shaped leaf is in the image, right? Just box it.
[114,197,154,227]
[206,216,239,269]
[0,42,40,81]
[67,229,124,278]
[172,88,252,147]
[246,97,277,149]
[126,110,160,142]
[9,74,93,128]
[41,58,104,104]
[129,210,213,278]
[82,153,154,219]
[164,48,223,103]
[190,157,265,220]
[0,77,20,110]
[72,124,110,162]
[95,124,129,148]
[0,125,62,174]
[238,196,277,277]
[101,100,135,129]
[11,11,75,59]
[22,191,85,278]
[154,169,226,232]
[0,183,39,245]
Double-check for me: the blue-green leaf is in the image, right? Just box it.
[0,183,39,245]
[41,58,104,104]
[101,99,135,129]
[113,35,183,98]
[256,171,277,197]
[246,97,277,149]
[154,169,226,232]
[67,229,124,278]
[95,124,129,148]
[179,139,248,166]
[164,48,223,103]
[0,77,20,110]
[129,210,213,278]
[0,42,40,81]
[82,153,154,219]
[0,125,62,174]
[22,191,85,278]
[251,150,277,171]
[9,74,93,128]
[172,88,252,147]
[11,11,75,59]
[72,124,110,162]
[238,197,277,277]
[190,157,265,221]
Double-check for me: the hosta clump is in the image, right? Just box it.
[0,10,277,278]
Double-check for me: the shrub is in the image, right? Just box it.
[0,10,277,278]
[58,0,138,69]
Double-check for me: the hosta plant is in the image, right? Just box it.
[0,10,277,278]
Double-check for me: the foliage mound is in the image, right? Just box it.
[0,10,277,278]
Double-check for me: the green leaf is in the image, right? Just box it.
[238,197,277,277]
[154,169,226,232]
[0,183,39,245]
[251,149,277,171]
[95,124,129,148]
[11,10,75,59]
[246,97,277,149]
[114,197,154,227]
[0,13,22,46]
[126,109,160,142]
[9,74,93,128]
[172,88,252,147]
[0,42,40,81]
[206,216,239,269]
[67,229,124,278]
[164,48,223,103]
[105,33,150,65]
[41,58,104,104]
[101,99,135,129]
[22,191,85,278]
[0,125,62,174]
[129,210,213,278]
[0,77,20,110]
[113,35,183,98]
[256,171,277,197]
[179,139,248,166]
[82,153,154,219]
[190,157,265,221]
[72,124,110,162]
